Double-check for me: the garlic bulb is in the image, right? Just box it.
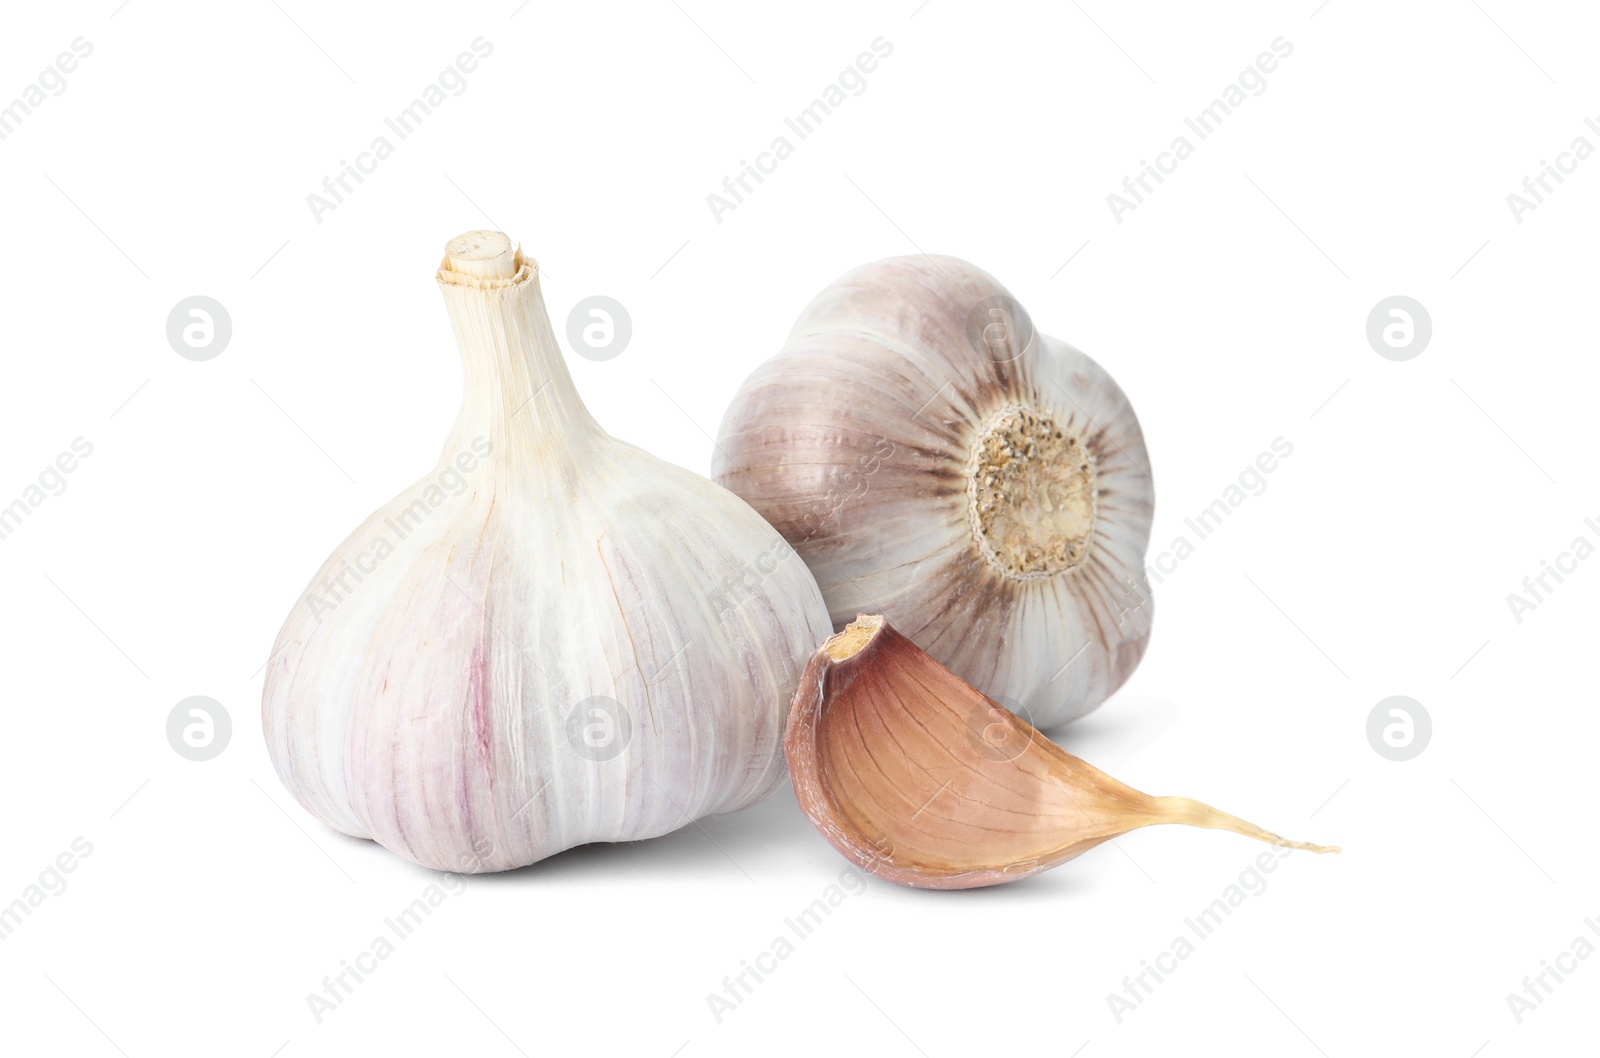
[788,615,1336,889]
[262,230,832,873]
[713,256,1154,729]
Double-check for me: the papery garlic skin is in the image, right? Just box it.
[262,232,832,873]
[788,615,1336,890]
[713,256,1154,729]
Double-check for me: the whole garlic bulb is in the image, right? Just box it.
[712,256,1153,729]
[262,230,831,873]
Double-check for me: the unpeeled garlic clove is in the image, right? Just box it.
[786,615,1338,890]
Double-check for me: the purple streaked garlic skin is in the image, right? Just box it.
[713,255,1155,730]
[262,231,832,873]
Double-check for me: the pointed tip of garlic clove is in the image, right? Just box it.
[444,229,517,279]
[1146,796,1342,854]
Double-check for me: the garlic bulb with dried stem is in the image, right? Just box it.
[262,230,832,873]
[713,256,1154,729]
[787,615,1337,890]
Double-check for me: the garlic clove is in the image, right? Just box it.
[714,256,1155,729]
[786,615,1337,890]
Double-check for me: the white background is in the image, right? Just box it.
[1,1,1595,1055]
